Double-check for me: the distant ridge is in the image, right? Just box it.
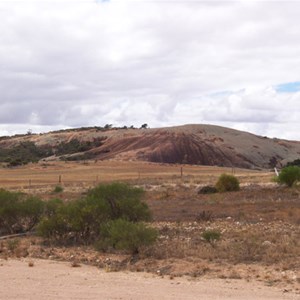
[0,124,299,169]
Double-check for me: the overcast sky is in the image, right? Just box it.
[0,0,300,140]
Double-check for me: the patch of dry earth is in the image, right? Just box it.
[0,259,299,300]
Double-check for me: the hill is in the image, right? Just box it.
[0,124,299,169]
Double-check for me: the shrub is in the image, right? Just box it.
[195,210,213,222]
[37,183,152,245]
[44,198,64,217]
[277,166,300,187]
[198,185,218,194]
[202,229,221,246]
[37,213,70,240]
[53,185,64,193]
[0,189,44,235]
[96,219,158,254]
[19,196,45,231]
[215,174,240,192]
[0,190,23,234]
[87,182,151,222]
[37,199,103,244]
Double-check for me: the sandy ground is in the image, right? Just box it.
[0,259,299,300]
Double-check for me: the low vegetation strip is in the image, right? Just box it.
[0,183,157,254]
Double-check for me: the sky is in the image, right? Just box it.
[0,0,300,140]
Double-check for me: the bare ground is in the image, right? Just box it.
[0,258,299,300]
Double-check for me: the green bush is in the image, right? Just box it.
[37,199,100,244]
[36,213,69,240]
[37,183,152,245]
[96,219,158,254]
[87,182,151,222]
[215,174,240,192]
[277,166,300,187]
[53,185,64,193]
[0,189,22,234]
[44,198,64,217]
[19,196,45,231]
[0,189,44,235]
[202,229,221,246]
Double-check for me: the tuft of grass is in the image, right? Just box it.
[202,229,221,247]
[52,185,64,193]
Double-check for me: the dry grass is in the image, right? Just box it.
[144,221,299,267]
[0,160,272,192]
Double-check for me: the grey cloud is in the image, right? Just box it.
[0,1,299,139]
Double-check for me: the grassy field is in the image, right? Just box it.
[0,160,273,191]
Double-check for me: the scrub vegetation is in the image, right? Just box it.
[0,162,299,292]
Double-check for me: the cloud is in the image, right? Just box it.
[0,1,299,140]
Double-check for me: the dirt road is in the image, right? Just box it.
[0,259,298,300]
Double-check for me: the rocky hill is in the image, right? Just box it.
[0,124,300,169]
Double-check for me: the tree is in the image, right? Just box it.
[104,124,112,129]
[140,123,148,129]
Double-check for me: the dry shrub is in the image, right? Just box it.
[215,174,240,192]
[195,210,214,222]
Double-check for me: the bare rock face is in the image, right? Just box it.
[1,124,300,169]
